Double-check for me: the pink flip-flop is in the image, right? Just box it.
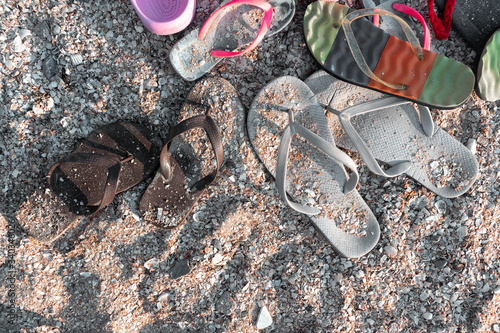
[130,0,196,35]
[169,0,295,81]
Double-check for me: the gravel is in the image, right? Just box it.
[1,0,500,332]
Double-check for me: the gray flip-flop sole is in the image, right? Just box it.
[169,0,295,81]
[305,70,479,198]
[247,76,380,258]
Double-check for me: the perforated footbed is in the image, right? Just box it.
[305,70,479,198]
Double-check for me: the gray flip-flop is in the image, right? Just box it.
[247,76,380,258]
[305,70,479,198]
[169,0,295,81]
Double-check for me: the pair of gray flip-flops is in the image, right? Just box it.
[247,72,478,258]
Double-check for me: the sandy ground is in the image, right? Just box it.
[1,0,499,332]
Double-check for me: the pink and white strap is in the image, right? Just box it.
[198,0,273,57]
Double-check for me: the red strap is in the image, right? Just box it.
[428,0,455,40]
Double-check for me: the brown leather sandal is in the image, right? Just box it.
[139,115,223,229]
[17,121,162,243]
[140,76,244,229]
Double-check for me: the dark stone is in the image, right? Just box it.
[170,260,190,279]
[215,291,234,316]
[433,259,448,270]
[119,86,130,96]
[42,56,58,80]
[430,234,441,243]
[33,20,51,40]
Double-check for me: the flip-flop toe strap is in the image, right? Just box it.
[342,8,424,90]
[276,121,359,216]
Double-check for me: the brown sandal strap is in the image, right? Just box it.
[160,114,223,193]
[47,153,126,215]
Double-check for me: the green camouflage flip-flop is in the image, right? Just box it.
[303,0,475,109]
[476,29,500,102]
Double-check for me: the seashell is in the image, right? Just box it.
[466,138,477,155]
[18,29,32,39]
[4,59,15,70]
[256,306,273,329]
[69,54,82,66]
[193,211,203,222]
[144,258,160,270]
[435,200,447,214]
[12,35,24,53]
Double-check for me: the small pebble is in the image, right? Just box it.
[158,293,169,302]
[170,260,190,279]
[212,253,223,265]
[256,305,273,329]
[433,259,448,269]
[384,246,397,256]
[144,258,160,270]
[42,57,57,80]
[69,53,82,66]
[466,138,477,154]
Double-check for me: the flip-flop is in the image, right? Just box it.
[247,76,380,258]
[130,0,196,35]
[303,0,475,109]
[140,77,245,229]
[17,121,162,243]
[305,70,479,198]
[169,0,295,81]
[476,29,500,102]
